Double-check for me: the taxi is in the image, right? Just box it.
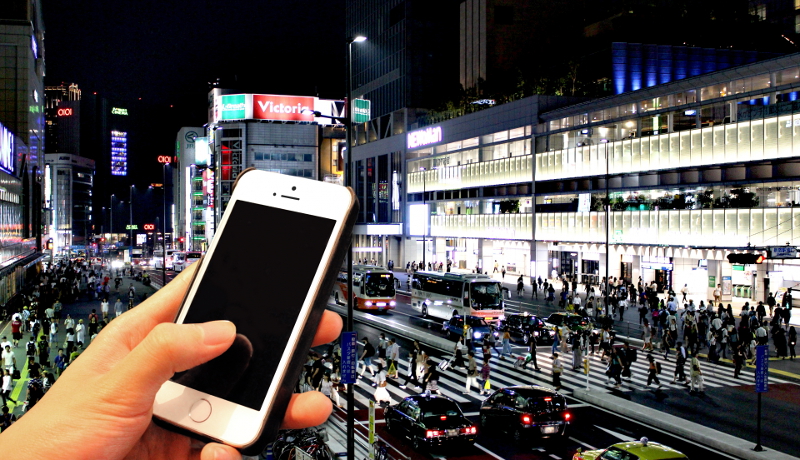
[573,438,689,460]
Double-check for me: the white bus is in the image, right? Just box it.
[410,271,506,322]
[333,265,397,312]
[153,249,178,270]
[174,251,203,272]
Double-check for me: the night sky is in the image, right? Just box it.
[42,0,346,230]
[42,0,346,125]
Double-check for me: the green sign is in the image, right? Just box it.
[353,98,371,123]
[111,107,128,115]
[221,94,246,120]
[733,265,745,271]
[708,275,716,288]
[125,224,138,230]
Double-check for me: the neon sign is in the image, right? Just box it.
[157,155,174,164]
[57,108,73,117]
[407,126,443,149]
[111,107,128,115]
[111,130,128,176]
[143,224,155,231]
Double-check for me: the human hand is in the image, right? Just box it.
[0,263,343,460]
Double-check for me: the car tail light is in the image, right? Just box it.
[544,397,552,401]
[460,426,477,435]
[564,412,571,421]
[521,414,532,425]
[440,415,447,421]
[426,430,442,438]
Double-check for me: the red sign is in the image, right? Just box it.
[57,108,73,117]
[253,94,315,122]
[157,155,174,164]
[143,224,155,231]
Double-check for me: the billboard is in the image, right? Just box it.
[409,204,429,236]
[220,94,247,120]
[0,122,14,175]
[210,89,344,125]
[253,94,315,122]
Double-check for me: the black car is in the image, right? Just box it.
[444,315,498,344]
[479,385,570,442]
[500,313,555,344]
[544,312,593,332]
[385,395,477,450]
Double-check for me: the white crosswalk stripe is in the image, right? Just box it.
[333,345,788,412]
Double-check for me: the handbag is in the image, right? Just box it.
[483,378,491,390]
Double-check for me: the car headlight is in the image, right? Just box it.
[365,301,373,307]
[389,301,396,306]
[474,332,482,339]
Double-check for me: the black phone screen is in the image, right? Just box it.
[172,199,336,410]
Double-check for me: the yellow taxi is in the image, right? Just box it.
[573,438,688,460]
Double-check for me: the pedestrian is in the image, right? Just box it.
[621,342,636,381]
[357,337,376,379]
[421,360,442,396]
[789,326,797,360]
[1,346,14,373]
[642,319,652,351]
[681,284,688,302]
[551,352,563,390]
[606,348,622,388]
[478,355,491,396]
[76,319,86,349]
[387,338,400,378]
[377,333,387,368]
[373,362,393,405]
[65,327,76,357]
[646,354,661,388]
[87,309,99,338]
[524,334,540,370]
[517,275,524,297]
[0,405,15,431]
[10,316,22,348]
[114,298,124,319]
[689,353,704,394]
[453,336,466,369]
[774,327,788,359]
[49,321,59,347]
[463,351,479,395]
[672,342,689,385]
[400,341,421,390]
[101,298,110,320]
[54,349,67,377]
[733,345,746,379]
[0,369,16,407]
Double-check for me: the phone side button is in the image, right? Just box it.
[189,399,212,423]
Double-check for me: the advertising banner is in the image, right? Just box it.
[220,94,247,120]
[253,94,315,122]
[340,331,358,384]
[755,345,769,392]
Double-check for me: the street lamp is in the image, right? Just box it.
[345,34,366,460]
[129,185,135,251]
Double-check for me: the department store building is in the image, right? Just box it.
[397,52,800,309]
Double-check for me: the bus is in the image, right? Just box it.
[333,265,397,312]
[153,249,178,270]
[174,251,203,272]
[410,271,506,322]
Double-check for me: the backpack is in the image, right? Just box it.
[26,342,35,356]
[628,348,638,362]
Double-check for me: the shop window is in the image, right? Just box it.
[700,84,728,101]
[751,73,772,91]
[700,104,731,127]
[620,103,637,116]
[590,110,604,122]
[673,110,697,132]
[674,90,697,105]
[776,67,800,86]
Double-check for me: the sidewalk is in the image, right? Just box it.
[4,270,159,418]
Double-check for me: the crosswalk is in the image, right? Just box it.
[335,345,791,411]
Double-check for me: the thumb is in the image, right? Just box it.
[104,321,236,405]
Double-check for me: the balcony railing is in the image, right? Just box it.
[537,114,800,181]
[536,208,800,247]
[407,155,532,193]
[430,213,533,240]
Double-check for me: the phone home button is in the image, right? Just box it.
[189,399,212,423]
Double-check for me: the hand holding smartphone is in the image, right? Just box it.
[153,170,357,453]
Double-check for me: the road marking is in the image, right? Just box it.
[594,425,634,442]
[568,437,596,450]
[549,455,561,459]
[474,443,505,460]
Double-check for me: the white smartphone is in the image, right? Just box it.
[153,170,357,453]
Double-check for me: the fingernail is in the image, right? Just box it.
[198,321,235,346]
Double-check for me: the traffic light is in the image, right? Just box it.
[46,238,53,250]
[727,253,765,264]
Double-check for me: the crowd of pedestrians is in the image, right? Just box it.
[0,258,149,432]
